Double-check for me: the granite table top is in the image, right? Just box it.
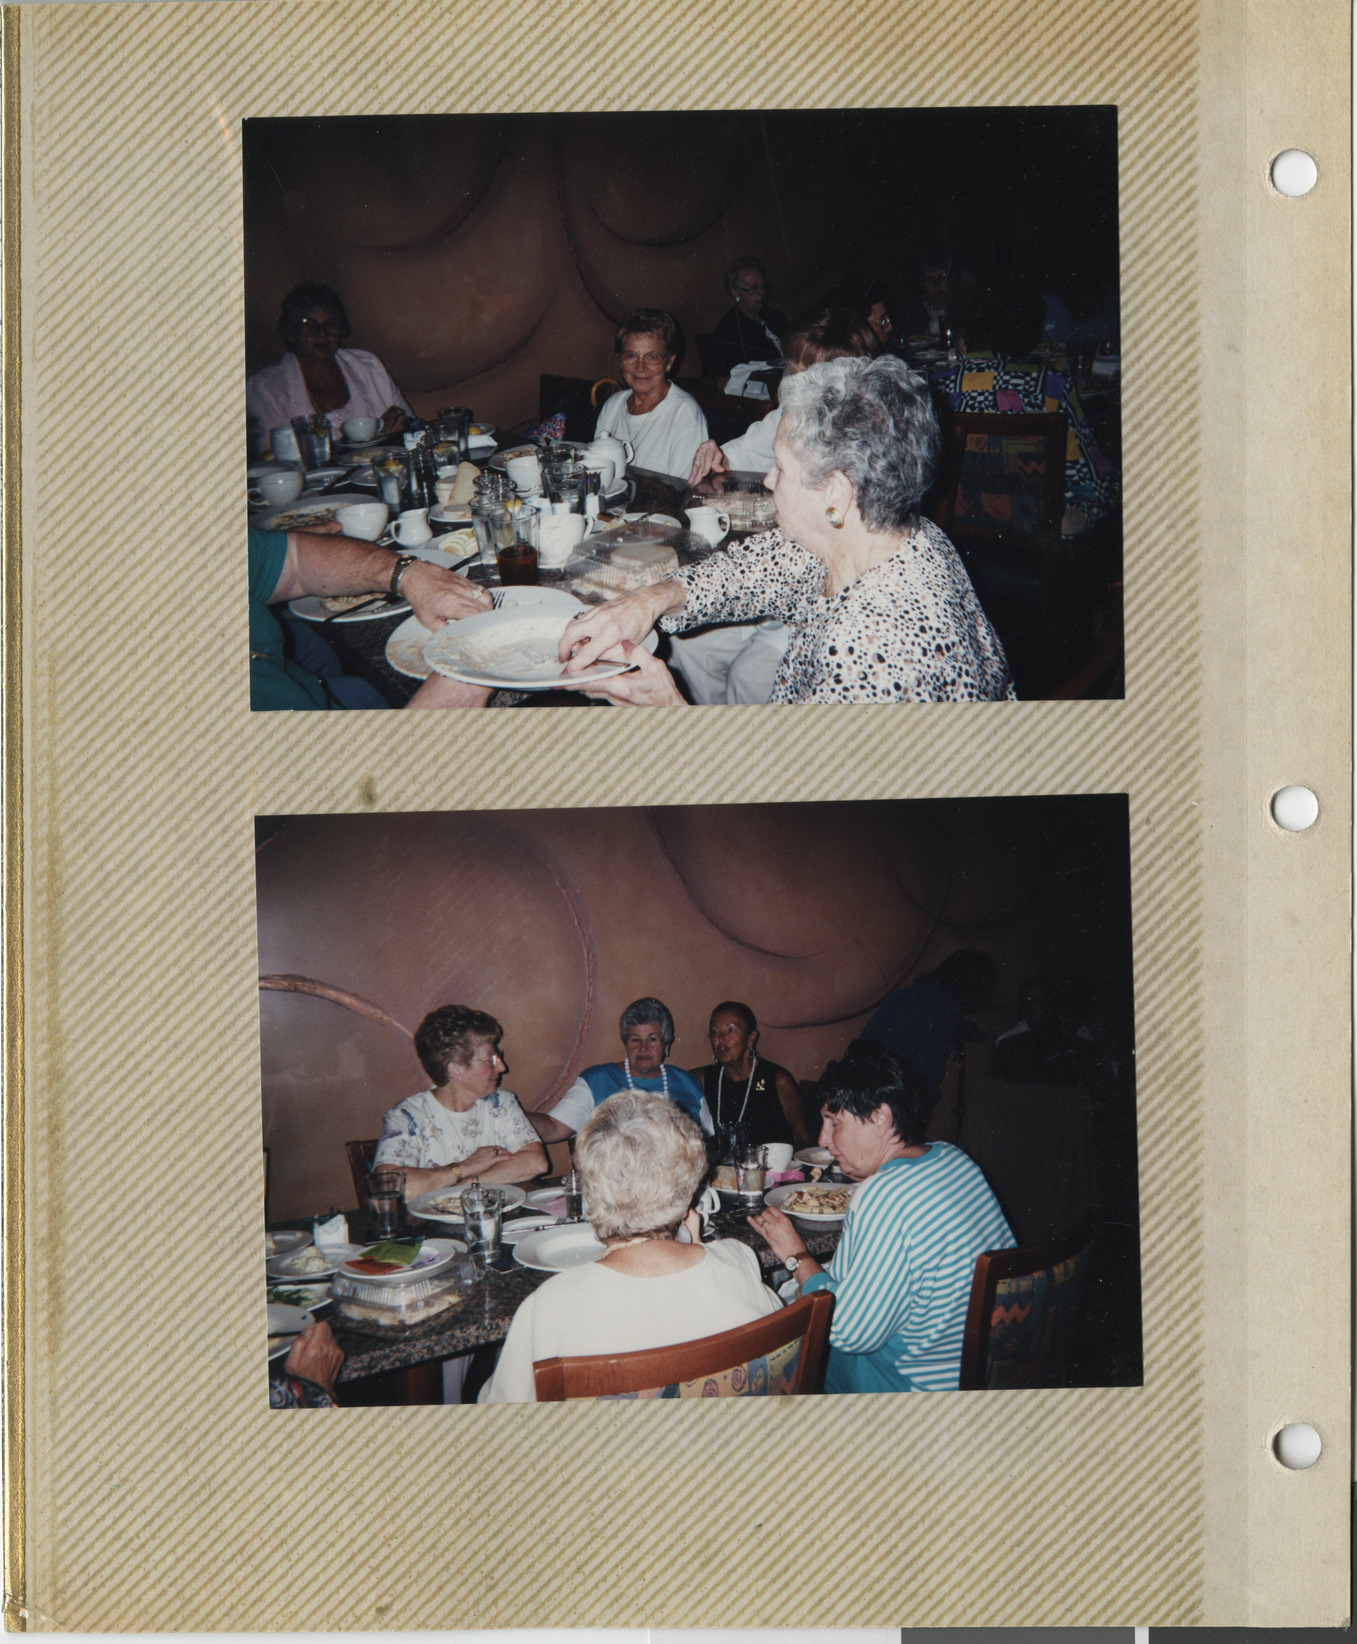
[273,1200,843,1385]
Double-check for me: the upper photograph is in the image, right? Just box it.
[243,109,1122,712]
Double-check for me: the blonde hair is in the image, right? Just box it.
[575,1090,707,1242]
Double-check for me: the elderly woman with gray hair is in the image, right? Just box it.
[482,1091,780,1402]
[530,996,713,1144]
[559,354,1016,705]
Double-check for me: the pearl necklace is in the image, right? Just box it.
[624,1056,668,1099]
[716,1055,758,1131]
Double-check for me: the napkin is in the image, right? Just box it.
[313,1213,349,1254]
[767,1169,806,1187]
[725,361,772,401]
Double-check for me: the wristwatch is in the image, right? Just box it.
[389,553,419,602]
[784,1250,812,1274]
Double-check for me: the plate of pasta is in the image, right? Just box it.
[765,1182,859,1222]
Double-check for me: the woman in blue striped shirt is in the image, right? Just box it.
[749,1043,1015,1393]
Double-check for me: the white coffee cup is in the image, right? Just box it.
[342,416,380,443]
[505,453,542,493]
[764,1142,795,1173]
[392,508,433,546]
[685,505,731,547]
[270,425,301,462]
[335,501,389,542]
[249,468,305,508]
[538,511,596,568]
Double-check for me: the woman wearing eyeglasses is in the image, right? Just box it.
[592,309,709,483]
[246,282,412,456]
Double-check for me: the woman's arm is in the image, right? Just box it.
[747,1206,823,1284]
[471,1140,549,1185]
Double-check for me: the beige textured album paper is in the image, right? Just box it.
[6,0,1351,1630]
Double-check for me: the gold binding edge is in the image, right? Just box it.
[2,5,22,1633]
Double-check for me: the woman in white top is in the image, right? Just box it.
[372,1004,548,1194]
[483,1089,780,1402]
[593,309,709,483]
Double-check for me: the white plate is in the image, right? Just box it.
[266,1303,316,1361]
[406,1183,528,1222]
[792,1147,834,1170]
[422,601,658,691]
[525,1187,568,1209]
[337,1236,466,1283]
[429,503,474,524]
[286,593,410,623]
[384,586,578,681]
[305,466,349,486]
[266,1280,332,1308]
[265,1229,312,1258]
[513,1223,607,1272]
[500,1213,559,1244]
[621,513,680,529]
[413,532,478,570]
[255,492,373,530]
[487,443,540,470]
[764,1182,860,1223]
[266,1242,363,1282]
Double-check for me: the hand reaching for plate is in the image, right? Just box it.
[400,559,494,631]
[557,583,685,674]
[570,640,687,707]
[687,439,731,487]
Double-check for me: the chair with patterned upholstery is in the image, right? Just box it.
[958,1215,1096,1390]
[533,1288,834,1401]
[346,1138,378,1211]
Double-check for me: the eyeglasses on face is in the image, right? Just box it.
[296,317,345,338]
[620,351,668,367]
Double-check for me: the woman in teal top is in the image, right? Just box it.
[750,1042,1014,1392]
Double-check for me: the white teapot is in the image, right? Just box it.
[583,434,634,490]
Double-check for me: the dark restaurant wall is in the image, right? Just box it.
[242,108,1119,433]
[256,797,1134,1221]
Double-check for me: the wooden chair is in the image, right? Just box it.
[345,1138,378,1210]
[958,1215,1097,1390]
[534,1289,834,1401]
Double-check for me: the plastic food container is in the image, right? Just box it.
[331,1269,467,1335]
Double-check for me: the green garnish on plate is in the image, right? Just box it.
[354,1240,424,1266]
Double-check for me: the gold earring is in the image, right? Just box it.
[825,506,844,529]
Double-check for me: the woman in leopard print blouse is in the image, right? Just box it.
[558,355,1015,705]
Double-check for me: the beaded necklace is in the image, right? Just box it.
[715,1055,759,1133]
[624,1055,669,1099]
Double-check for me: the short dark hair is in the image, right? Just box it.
[619,996,675,1050]
[279,282,351,344]
[725,256,769,295]
[709,1000,757,1035]
[414,1004,502,1085]
[614,309,678,359]
[817,1042,931,1147]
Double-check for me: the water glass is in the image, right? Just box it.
[375,456,407,511]
[461,1185,504,1266]
[564,1168,584,1222]
[736,1143,766,1197]
[473,500,509,570]
[366,1168,406,1238]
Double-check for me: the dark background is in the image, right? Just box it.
[243,107,1119,429]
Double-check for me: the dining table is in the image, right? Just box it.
[249,428,727,708]
[267,1175,844,1404]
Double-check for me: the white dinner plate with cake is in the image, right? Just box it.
[255,492,372,531]
[336,1237,466,1284]
[385,587,581,680]
[421,597,658,691]
[266,1242,364,1282]
[286,592,411,623]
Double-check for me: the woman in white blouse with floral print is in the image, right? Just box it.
[558,355,1015,707]
[373,1004,548,1194]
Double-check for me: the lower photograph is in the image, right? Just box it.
[256,796,1141,1407]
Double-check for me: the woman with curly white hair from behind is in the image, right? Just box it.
[558,353,1016,706]
[482,1091,780,1403]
